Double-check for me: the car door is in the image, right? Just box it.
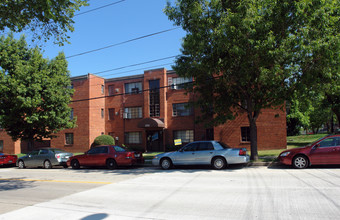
[112,146,127,164]
[173,143,198,165]
[309,137,338,164]
[37,149,50,166]
[85,147,107,166]
[334,137,340,163]
[25,150,39,167]
[194,142,215,165]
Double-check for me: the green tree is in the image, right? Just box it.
[0,34,76,149]
[165,0,339,160]
[0,0,88,45]
[295,0,340,126]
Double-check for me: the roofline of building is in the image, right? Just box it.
[71,68,175,83]
[105,74,144,83]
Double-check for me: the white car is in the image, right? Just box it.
[152,141,249,170]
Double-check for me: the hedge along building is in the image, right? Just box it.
[0,68,286,154]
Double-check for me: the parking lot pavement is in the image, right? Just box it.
[1,166,340,220]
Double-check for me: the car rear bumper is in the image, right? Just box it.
[227,155,250,164]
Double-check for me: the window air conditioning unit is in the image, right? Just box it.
[115,88,119,93]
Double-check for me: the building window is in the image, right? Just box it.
[108,85,115,96]
[241,127,250,142]
[174,130,194,143]
[0,140,3,152]
[149,79,160,117]
[108,108,115,120]
[101,108,104,119]
[70,109,74,120]
[125,82,142,94]
[125,132,142,144]
[171,77,192,90]
[65,133,74,145]
[173,103,193,116]
[101,85,104,94]
[124,107,142,119]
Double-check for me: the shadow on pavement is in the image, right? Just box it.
[0,177,35,191]
[81,213,108,220]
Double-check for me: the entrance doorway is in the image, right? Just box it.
[146,130,163,152]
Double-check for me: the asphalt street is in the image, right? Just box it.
[0,165,340,220]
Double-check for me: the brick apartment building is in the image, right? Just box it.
[0,68,287,154]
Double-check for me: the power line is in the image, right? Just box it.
[99,62,174,78]
[91,55,178,75]
[74,0,126,17]
[66,27,180,59]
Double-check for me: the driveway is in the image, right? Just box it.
[1,166,340,219]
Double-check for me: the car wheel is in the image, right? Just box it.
[292,155,309,169]
[160,158,172,170]
[44,160,52,169]
[71,159,80,169]
[106,159,117,170]
[18,160,25,169]
[212,157,226,170]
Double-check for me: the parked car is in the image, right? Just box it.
[0,153,17,167]
[17,148,73,169]
[152,141,249,170]
[67,145,144,169]
[278,134,340,169]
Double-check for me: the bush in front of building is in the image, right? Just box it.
[92,135,115,147]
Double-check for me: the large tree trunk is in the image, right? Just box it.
[247,109,260,161]
[249,119,258,161]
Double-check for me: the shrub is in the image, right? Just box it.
[92,135,115,147]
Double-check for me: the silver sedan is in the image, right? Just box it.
[17,148,73,169]
[152,141,249,170]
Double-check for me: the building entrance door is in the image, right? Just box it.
[146,130,163,152]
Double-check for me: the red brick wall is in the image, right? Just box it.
[0,131,21,154]
[214,108,287,150]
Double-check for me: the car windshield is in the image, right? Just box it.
[218,142,231,149]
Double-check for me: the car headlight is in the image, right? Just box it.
[280,152,290,157]
[153,156,158,159]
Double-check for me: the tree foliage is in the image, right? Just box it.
[0,0,88,45]
[165,0,340,160]
[0,34,76,146]
[92,135,115,147]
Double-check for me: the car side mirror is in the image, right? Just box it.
[314,144,320,149]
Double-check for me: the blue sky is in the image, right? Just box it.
[23,0,185,78]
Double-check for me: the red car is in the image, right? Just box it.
[67,145,144,169]
[0,153,17,167]
[278,134,340,169]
